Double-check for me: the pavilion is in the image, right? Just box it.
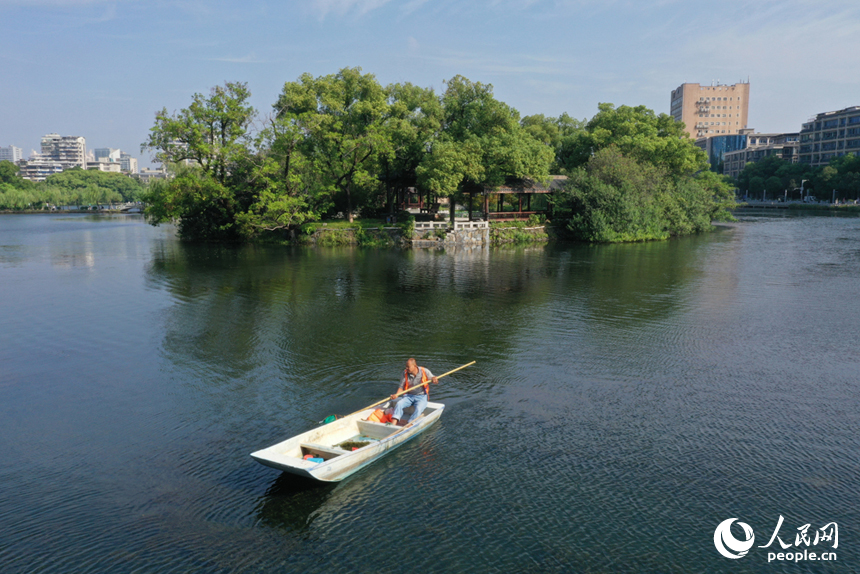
[476,176,567,221]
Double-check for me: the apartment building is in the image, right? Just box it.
[87,159,123,173]
[18,156,65,181]
[120,153,138,174]
[670,81,750,139]
[798,106,860,167]
[0,145,23,163]
[135,167,169,185]
[40,133,87,169]
[723,133,800,179]
[93,147,121,162]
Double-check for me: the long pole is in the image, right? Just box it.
[343,361,476,419]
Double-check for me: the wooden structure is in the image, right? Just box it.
[479,176,567,221]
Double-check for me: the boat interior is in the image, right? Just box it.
[293,404,440,462]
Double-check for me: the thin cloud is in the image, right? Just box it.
[310,0,393,20]
[209,53,266,64]
[0,0,120,5]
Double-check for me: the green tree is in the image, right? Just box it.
[0,160,19,184]
[522,112,586,172]
[44,168,144,202]
[417,75,553,222]
[559,147,732,242]
[229,107,327,236]
[558,103,706,174]
[748,176,765,197]
[765,175,783,197]
[379,82,443,213]
[141,83,258,240]
[521,114,562,148]
[828,154,860,200]
[142,82,255,184]
[274,67,390,222]
[143,168,240,241]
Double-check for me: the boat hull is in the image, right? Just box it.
[251,401,444,482]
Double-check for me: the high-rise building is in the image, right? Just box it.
[93,147,121,162]
[120,152,138,174]
[40,133,87,169]
[695,130,753,172]
[86,159,123,173]
[0,145,23,163]
[798,106,860,167]
[670,81,751,139]
[18,156,65,181]
[723,133,800,179]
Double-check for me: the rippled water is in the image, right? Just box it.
[1,213,858,573]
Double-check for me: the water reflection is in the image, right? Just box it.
[4,213,860,573]
[254,473,337,533]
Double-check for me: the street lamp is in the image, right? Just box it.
[801,179,808,201]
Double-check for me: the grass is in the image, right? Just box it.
[298,217,414,247]
[490,219,553,244]
[299,219,397,233]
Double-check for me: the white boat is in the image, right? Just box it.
[250,401,445,482]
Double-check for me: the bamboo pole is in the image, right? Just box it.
[342,361,476,420]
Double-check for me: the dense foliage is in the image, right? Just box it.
[560,148,734,242]
[552,104,734,242]
[0,162,143,210]
[143,71,860,244]
[142,70,553,240]
[417,76,554,222]
[735,154,860,201]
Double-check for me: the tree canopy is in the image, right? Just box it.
[732,154,860,201]
[142,82,255,184]
[558,103,707,175]
[0,162,143,210]
[559,147,734,242]
[417,76,554,221]
[274,67,390,222]
[553,103,734,242]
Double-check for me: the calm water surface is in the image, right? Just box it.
[1,213,858,573]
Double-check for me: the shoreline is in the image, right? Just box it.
[733,201,860,213]
[0,209,139,215]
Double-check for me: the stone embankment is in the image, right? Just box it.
[299,220,557,247]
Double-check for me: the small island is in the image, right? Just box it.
[132,68,734,245]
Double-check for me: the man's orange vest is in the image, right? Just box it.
[403,366,430,397]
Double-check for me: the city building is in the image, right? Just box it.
[723,132,800,179]
[0,145,23,164]
[93,147,121,162]
[670,81,751,139]
[120,153,138,174]
[87,159,123,173]
[798,106,860,167]
[695,130,753,171]
[18,156,65,181]
[136,167,170,185]
[40,133,87,169]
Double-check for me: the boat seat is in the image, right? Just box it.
[357,419,415,439]
[300,443,347,460]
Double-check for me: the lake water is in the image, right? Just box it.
[1,213,858,573]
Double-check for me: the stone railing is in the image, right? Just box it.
[413,220,488,231]
[412,219,489,247]
[413,221,451,231]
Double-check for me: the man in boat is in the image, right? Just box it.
[389,358,438,425]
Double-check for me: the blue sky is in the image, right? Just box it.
[1,0,858,167]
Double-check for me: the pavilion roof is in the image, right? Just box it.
[488,175,567,194]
